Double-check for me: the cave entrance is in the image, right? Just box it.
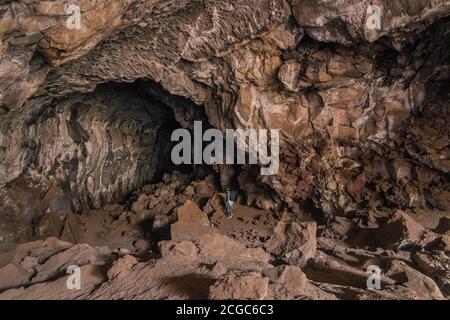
[0,79,279,254]
[0,80,204,251]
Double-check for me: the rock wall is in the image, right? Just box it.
[0,0,449,220]
[1,83,173,212]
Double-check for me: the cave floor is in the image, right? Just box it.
[0,172,449,300]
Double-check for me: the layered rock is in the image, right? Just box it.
[0,179,448,300]
[0,200,446,300]
[2,0,449,218]
[0,236,109,292]
[1,83,173,212]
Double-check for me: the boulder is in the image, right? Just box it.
[412,236,450,297]
[194,234,271,272]
[0,264,106,300]
[263,265,334,299]
[32,244,110,284]
[385,260,444,300]
[435,217,450,235]
[209,271,269,300]
[265,220,317,267]
[171,201,219,242]
[374,211,426,249]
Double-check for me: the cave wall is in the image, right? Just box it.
[0,83,173,212]
[0,0,449,218]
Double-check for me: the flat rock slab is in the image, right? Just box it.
[0,264,106,300]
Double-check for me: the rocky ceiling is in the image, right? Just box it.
[0,0,450,213]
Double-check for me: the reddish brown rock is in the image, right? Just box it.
[0,264,106,300]
[193,234,271,272]
[435,217,450,235]
[374,211,426,249]
[31,244,110,284]
[0,237,109,292]
[412,236,450,297]
[159,241,199,259]
[209,271,269,300]
[170,200,219,242]
[0,0,449,302]
[0,237,73,291]
[0,263,30,292]
[263,265,335,300]
[60,208,147,255]
[385,260,444,300]
[265,220,317,267]
[306,251,396,289]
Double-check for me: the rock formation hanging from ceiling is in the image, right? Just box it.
[0,0,449,301]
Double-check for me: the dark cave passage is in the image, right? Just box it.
[0,79,282,253]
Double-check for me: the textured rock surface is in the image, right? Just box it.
[384,259,444,300]
[1,0,449,221]
[209,271,270,300]
[0,236,109,292]
[0,264,106,300]
[1,83,172,211]
[0,0,449,300]
[170,200,219,241]
[266,219,317,267]
[0,183,448,300]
